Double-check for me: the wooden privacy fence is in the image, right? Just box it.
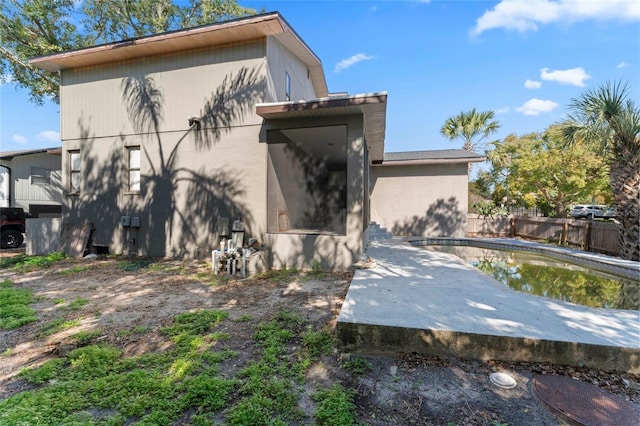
[467,215,622,256]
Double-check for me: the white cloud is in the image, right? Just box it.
[36,130,61,142]
[524,79,542,89]
[616,61,630,69]
[540,67,590,87]
[516,98,558,115]
[471,0,640,36]
[334,53,374,73]
[496,107,510,114]
[12,134,28,144]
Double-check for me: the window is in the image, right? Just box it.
[69,151,80,193]
[127,146,140,192]
[285,72,291,101]
[30,167,51,185]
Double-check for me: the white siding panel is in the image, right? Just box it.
[3,153,62,210]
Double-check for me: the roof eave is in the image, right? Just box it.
[374,157,486,166]
[256,92,387,162]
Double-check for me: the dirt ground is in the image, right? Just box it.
[1,252,639,425]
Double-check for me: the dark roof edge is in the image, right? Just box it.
[0,147,62,160]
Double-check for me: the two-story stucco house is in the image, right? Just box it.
[30,12,387,269]
[30,12,483,269]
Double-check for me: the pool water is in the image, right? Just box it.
[423,245,639,310]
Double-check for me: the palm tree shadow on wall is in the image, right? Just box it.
[63,120,123,251]
[268,134,359,270]
[392,197,466,237]
[119,67,264,257]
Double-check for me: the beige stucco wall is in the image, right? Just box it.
[57,35,365,268]
[264,115,366,270]
[266,37,317,103]
[370,162,469,237]
[60,39,271,258]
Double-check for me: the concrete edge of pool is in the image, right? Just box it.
[336,237,640,373]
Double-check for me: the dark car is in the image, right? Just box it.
[569,204,608,220]
[1,207,27,248]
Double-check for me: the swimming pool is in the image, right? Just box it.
[420,243,639,311]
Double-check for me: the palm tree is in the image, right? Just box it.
[562,81,640,261]
[441,108,500,152]
[440,108,500,175]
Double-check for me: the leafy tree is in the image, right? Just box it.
[483,127,611,217]
[562,81,640,261]
[0,0,256,105]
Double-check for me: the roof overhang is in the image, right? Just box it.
[29,12,328,97]
[0,147,62,161]
[374,157,486,166]
[256,92,387,162]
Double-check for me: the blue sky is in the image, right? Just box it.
[1,0,639,159]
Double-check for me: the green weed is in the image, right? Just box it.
[301,327,335,357]
[57,265,90,275]
[69,330,103,345]
[65,297,88,311]
[235,314,253,322]
[312,384,358,425]
[1,314,239,426]
[343,356,373,376]
[119,257,154,271]
[3,252,67,272]
[38,318,81,337]
[147,261,184,273]
[255,267,300,282]
[306,260,327,279]
[0,280,36,329]
[162,310,228,336]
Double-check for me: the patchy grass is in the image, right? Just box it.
[0,280,37,330]
[255,267,300,282]
[118,257,154,271]
[1,306,343,425]
[312,384,358,425]
[56,265,91,275]
[64,298,89,311]
[38,318,82,337]
[0,252,66,272]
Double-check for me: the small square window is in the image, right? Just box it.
[30,167,51,185]
[128,147,141,193]
[69,151,80,193]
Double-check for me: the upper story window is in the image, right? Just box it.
[285,72,291,101]
[127,146,141,193]
[30,167,51,185]
[69,151,80,193]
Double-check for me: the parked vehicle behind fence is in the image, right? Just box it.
[569,204,615,220]
[0,207,27,249]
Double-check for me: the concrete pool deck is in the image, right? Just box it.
[336,236,640,373]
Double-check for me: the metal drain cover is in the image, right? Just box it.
[532,375,640,426]
[489,372,517,389]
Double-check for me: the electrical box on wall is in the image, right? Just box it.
[120,216,131,227]
[131,217,141,228]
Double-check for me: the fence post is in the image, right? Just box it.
[562,221,569,246]
[583,222,591,251]
[510,217,515,238]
